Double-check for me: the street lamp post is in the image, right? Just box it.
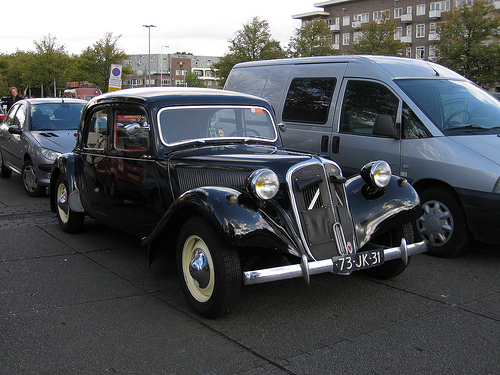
[160,45,169,87]
[143,24,156,87]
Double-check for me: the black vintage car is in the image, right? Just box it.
[50,87,427,318]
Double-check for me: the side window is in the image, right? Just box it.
[402,103,430,139]
[282,77,337,124]
[340,80,399,135]
[85,109,108,149]
[14,103,27,129]
[5,104,20,126]
[114,108,150,151]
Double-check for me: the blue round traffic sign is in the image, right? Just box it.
[112,68,121,76]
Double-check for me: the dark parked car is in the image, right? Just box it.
[0,98,86,196]
[50,88,427,318]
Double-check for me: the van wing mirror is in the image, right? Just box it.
[372,114,399,138]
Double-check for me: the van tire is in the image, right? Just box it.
[416,187,470,258]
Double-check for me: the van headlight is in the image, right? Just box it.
[360,160,392,188]
[41,148,62,161]
[248,169,279,200]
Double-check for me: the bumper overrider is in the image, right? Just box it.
[243,239,427,285]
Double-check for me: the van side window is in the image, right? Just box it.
[340,80,398,135]
[402,103,430,139]
[282,78,336,124]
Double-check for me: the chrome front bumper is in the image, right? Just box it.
[243,239,427,285]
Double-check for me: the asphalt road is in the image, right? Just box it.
[1,173,499,374]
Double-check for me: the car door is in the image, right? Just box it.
[332,79,402,177]
[105,105,161,235]
[2,102,27,170]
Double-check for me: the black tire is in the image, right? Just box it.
[177,217,241,318]
[416,187,470,258]
[55,174,85,233]
[22,159,45,196]
[358,226,409,279]
[0,149,12,178]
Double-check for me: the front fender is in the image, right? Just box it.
[142,186,304,257]
[50,154,84,213]
[345,175,421,248]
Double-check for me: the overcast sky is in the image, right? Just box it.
[2,0,316,57]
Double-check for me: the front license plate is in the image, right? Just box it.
[333,250,385,273]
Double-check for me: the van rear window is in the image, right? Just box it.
[282,78,336,124]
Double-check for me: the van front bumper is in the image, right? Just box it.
[243,239,427,285]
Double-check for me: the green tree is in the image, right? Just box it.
[213,17,286,87]
[185,72,205,87]
[349,12,405,55]
[78,32,130,92]
[434,0,500,88]
[288,19,339,57]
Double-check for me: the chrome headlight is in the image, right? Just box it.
[41,148,62,161]
[361,160,392,188]
[249,169,279,200]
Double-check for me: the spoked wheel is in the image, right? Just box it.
[358,225,409,279]
[177,218,241,318]
[22,159,45,196]
[55,174,84,233]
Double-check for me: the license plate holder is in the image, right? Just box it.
[333,250,385,273]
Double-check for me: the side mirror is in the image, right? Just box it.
[372,114,399,138]
[8,125,22,135]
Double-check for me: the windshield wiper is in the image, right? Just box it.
[445,125,489,132]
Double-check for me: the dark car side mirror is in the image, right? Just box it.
[372,114,399,138]
[8,125,22,135]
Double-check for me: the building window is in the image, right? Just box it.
[394,7,402,18]
[416,24,425,38]
[406,47,412,58]
[343,15,350,26]
[353,31,363,43]
[343,33,350,45]
[416,46,425,60]
[417,4,426,16]
[406,25,412,37]
[456,0,472,7]
[407,6,413,14]
[429,45,437,60]
[373,11,388,22]
[394,27,403,40]
[354,13,369,23]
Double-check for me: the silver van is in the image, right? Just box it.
[225,55,500,257]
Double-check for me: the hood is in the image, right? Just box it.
[31,130,78,153]
[450,135,500,167]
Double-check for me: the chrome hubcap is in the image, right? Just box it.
[189,248,211,289]
[182,235,215,303]
[417,200,453,246]
[23,165,38,192]
[57,183,69,223]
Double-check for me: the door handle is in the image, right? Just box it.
[332,136,340,154]
[321,135,329,153]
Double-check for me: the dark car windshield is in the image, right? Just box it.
[158,105,278,146]
[396,79,500,135]
[31,102,85,131]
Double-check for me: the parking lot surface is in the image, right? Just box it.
[1,173,499,374]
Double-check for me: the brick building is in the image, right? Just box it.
[121,53,219,89]
[293,0,500,60]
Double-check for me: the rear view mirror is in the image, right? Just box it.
[372,114,399,138]
[8,125,22,135]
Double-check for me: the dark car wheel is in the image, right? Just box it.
[22,159,45,196]
[416,187,470,258]
[55,174,85,233]
[358,226,409,279]
[0,149,12,178]
[177,217,241,318]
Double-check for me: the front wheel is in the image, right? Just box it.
[55,174,85,233]
[177,218,241,318]
[22,159,45,196]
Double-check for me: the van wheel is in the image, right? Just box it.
[416,187,470,258]
[0,149,12,178]
[177,218,241,318]
[55,174,85,233]
[358,226,409,279]
[22,159,45,196]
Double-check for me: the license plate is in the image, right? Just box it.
[333,250,385,273]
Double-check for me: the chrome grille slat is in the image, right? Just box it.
[177,167,248,192]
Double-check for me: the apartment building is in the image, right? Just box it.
[293,0,500,60]
[121,53,220,89]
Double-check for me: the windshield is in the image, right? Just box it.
[396,79,500,135]
[158,105,278,146]
[31,102,84,131]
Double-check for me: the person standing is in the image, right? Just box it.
[6,87,23,111]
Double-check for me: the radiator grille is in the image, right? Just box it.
[177,167,249,192]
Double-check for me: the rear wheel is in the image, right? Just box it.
[0,149,12,178]
[177,218,241,318]
[55,174,84,233]
[22,159,45,196]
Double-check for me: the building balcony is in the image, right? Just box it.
[330,24,340,32]
[400,14,413,23]
[429,10,442,19]
[494,1,500,9]
[400,36,412,44]
[429,33,440,41]
[351,21,362,29]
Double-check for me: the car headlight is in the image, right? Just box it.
[248,169,279,200]
[493,177,500,194]
[41,148,62,161]
[360,160,392,188]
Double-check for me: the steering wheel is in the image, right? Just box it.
[228,128,261,137]
[444,109,471,127]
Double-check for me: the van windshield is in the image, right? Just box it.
[396,79,500,135]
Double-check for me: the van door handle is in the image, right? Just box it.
[332,136,340,154]
[321,135,329,153]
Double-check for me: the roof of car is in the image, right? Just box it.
[18,98,87,105]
